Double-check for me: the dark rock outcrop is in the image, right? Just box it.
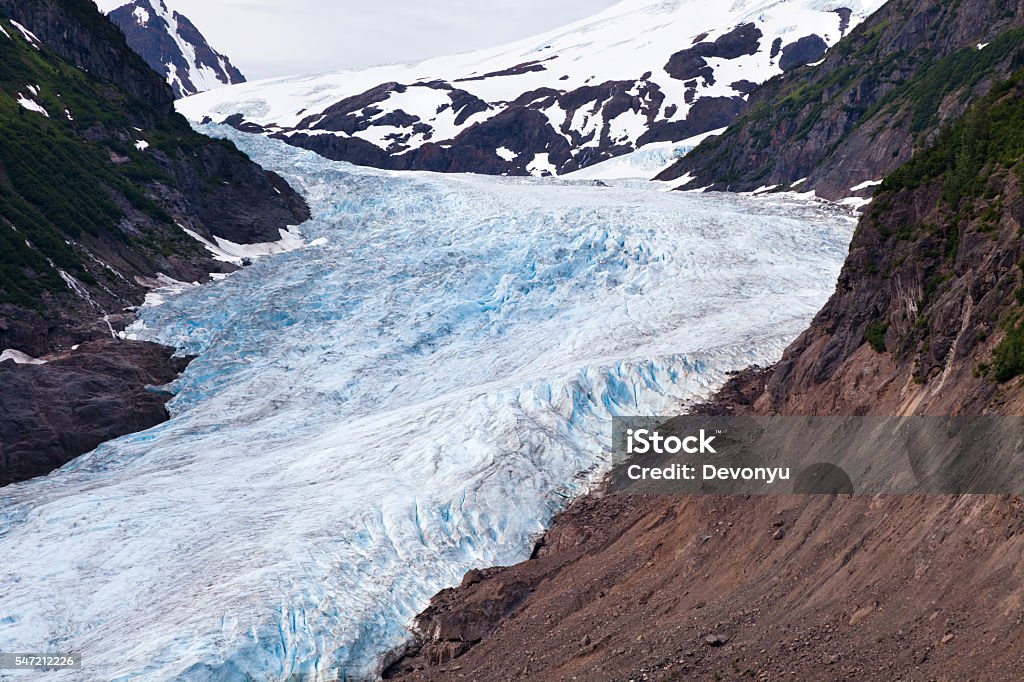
[163,141,309,246]
[835,7,854,36]
[0,339,190,486]
[660,0,1024,199]
[454,59,551,83]
[778,34,827,71]
[664,22,763,82]
[298,82,411,135]
[637,95,746,146]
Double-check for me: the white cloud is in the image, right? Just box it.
[97,0,619,80]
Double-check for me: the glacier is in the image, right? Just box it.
[0,128,855,681]
[562,128,727,181]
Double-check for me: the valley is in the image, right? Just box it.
[2,0,1023,679]
[0,128,855,679]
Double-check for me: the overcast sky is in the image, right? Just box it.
[96,0,620,80]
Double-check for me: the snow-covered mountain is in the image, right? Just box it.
[107,0,244,98]
[178,0,886,176]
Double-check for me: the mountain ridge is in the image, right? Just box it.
[178,0,886,176]
[108,0,245,98]
[0,0,307,356]
[0,0,173,108]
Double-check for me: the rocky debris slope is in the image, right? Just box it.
[108,0,245,98]
[0,339,190,486]
[660,0,1024,200]
[386,493,1024,681]
[179,0,885,176]
[384,63,1024,682]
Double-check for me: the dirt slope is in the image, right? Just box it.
[387,492,1024,681]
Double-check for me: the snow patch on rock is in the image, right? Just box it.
[16,94,48,117]
[10,20,41,49]
[0,349,47,365]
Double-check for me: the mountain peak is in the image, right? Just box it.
[108,0,244,98]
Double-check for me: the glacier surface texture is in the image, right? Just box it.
[0,129,855,681]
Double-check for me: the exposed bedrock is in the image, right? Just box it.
[0,339,191,487]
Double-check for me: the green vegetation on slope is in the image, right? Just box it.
[0,13,244,311]
[871,68,1024,382]
[881,69,1024,203]
[0,2,307,356]
[0,17,158,307]
[869,28,1024,140]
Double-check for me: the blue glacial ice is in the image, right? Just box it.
[0,128,856,681]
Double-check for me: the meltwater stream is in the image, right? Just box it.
[0,129,855,681]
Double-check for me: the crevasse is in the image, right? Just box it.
[0,129,854,681]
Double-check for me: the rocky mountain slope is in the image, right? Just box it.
[384,56,1024,682]
[0,0,308,486]
[178,0,886,176]
[108,0,245,98]
[746,66,1024,417]
[0,0,307,357]
[659,0,1024,200]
